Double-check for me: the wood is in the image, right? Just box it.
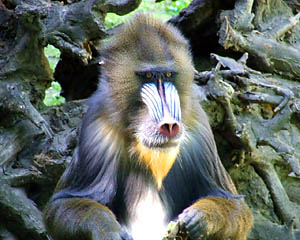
[0,0,300,239]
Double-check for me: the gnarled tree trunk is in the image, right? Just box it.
[0,0,299,239]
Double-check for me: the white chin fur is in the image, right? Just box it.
[125,187,168,240]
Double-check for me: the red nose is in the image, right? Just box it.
[158,120,180,138]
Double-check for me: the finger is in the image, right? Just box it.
[188,221,207,240]
[185,210,206,230]
[179,208,198,227]
[186,214,199,229]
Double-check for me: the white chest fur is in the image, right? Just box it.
[126,187,168,240]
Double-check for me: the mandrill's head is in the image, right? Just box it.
[100,14,195,187]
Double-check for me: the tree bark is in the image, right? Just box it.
[0,0,299,239]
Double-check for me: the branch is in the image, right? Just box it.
[267,11,300,40]
[219,0,254,31]
[218,9,300,80]
[254,163,300,228]
[0,182,48,239]
[0,82,53,139]
[96,0,142,15]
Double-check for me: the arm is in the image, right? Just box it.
[179,197,252,240]
[170,108,253,240]
[43,92,131,240]
[44,198,131,240]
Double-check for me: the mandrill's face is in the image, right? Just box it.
[134,67,183,149]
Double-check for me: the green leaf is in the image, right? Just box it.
[44,44,61,72]
[105,0,191,29]
[43,81,65,106]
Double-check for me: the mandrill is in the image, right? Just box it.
[44,14,253,240]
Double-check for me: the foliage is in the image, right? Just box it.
[105,0,191,28]
[164,0,190,15]
[43,45,65,106]
[44,44,60,72]
[43,81,65,106]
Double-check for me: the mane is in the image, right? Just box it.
[101,14,189,60]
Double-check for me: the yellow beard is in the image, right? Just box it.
[134,142,179,189]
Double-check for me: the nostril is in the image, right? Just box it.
[159,122,180,138]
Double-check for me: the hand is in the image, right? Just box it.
[178,207,208,240]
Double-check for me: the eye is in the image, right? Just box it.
[146,72,152,78]
[166,72,172,78]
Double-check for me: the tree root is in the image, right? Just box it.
[202,53,300,233]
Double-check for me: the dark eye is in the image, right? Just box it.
[146,72,152,78]
[166,72,172,78]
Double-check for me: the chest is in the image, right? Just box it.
[125,187,168,240]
